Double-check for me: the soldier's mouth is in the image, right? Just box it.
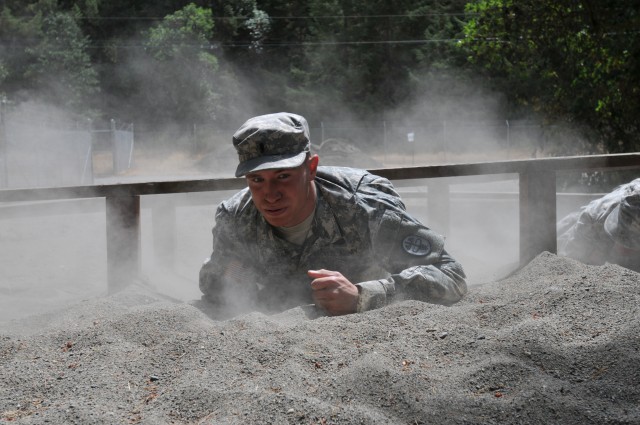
[264,207,287,216]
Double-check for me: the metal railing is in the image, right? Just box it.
[1,153,638,292]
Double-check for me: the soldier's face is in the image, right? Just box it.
[246,155,319,228]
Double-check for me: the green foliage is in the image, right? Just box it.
[0,3,41,93]
[0,1,98,112]
[145,3,215,60]
[137,4,221,124]
[461,0,640,152]
[27,12,99,105]
[243,8,270,51]
[0,61,7,90]
[0,0,636,153]
[255,0,472,120]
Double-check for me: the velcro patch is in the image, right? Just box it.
[402,235,432,256]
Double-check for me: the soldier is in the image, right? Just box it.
[198,112,467,317]
[557,178,640,272]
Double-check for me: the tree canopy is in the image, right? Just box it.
[0,0,637,153]
[461,0,640,152]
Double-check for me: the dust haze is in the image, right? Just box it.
[0,59,615,323]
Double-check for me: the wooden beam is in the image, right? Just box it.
[0,153,638,203]
[105,195,140,293]
[519,168,557,266]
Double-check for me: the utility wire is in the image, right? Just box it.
[6,33,639,50]
[221,39,466,47]
[0,38,467,50]
[12,12,475,21]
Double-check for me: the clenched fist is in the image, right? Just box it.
[308,269,359,316]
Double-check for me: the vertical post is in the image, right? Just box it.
[106,194,141,293]
[110,118,117,173]
[82,118,94,185]
[152,196,177,269]
[0,99,7,188]
[408,131,415,166]
[519,168,557,267]
[192,123,197,154]
[505,119,511,160]
[427,179,451,237]
[442,120,447,163]
[127,123,135,170]
[383,120,387,166]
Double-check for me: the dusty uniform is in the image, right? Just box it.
[199,166,467,314]
[557,178,640,271]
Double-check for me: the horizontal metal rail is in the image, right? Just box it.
[1,153,639,292]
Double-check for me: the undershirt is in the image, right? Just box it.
[275,209,315,246]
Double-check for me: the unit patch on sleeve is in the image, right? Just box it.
[402,234,432,256]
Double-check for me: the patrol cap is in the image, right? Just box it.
[604,193,640,249]
[232,112,311,177]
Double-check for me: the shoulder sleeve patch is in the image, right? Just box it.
[374,211,445,267]
[402,235,432,256]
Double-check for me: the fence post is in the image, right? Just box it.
[383,120,387,165]
[519,167,557,266]
[106,194,141,293]
[427,180,451,237]
[0,99,7,188]
[152,196,176,269]
[505,120,511,160]
[442,120,447,163]
[110,119,117,173]
[127,123,135,170]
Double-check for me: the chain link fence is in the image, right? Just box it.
[0,103,134,189]
[187,118,581,171]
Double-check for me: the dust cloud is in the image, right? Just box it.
[0,61,618,324]
[1,15,637,424]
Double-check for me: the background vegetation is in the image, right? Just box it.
[0,0,638,153]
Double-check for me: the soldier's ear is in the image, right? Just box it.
[308,154,319,177]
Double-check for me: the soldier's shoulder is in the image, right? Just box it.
[317,165,368,183]
[316,166,390,191]
[217,188,254,219]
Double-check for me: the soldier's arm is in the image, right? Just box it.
[198,206,259,306]
[356,185,467,311]
[356,240,467,312]
[557,210,604,264]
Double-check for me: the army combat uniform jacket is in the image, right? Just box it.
[557,178,640,272]
[199,166,467,314]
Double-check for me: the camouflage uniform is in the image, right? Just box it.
[557,178,640,271]
[199,166,467,314]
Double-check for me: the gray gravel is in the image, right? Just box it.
[1,252,639,424]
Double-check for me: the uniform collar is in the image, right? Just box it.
[309,184,344,245]
[253,182,345,254]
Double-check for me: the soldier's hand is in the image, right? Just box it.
[308,269,359,316]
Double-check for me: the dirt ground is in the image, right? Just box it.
[0,253,638,424]
[2,148,636,424]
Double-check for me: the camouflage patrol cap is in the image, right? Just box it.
[604,193,640,249]
[232,112,311,177]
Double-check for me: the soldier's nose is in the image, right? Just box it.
[264,184,281,203]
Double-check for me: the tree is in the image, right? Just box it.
[0,1,98,114]
[25,11,99,112]
[250,0,472,121]
[135,3,220,125]
[461,0,640,152]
